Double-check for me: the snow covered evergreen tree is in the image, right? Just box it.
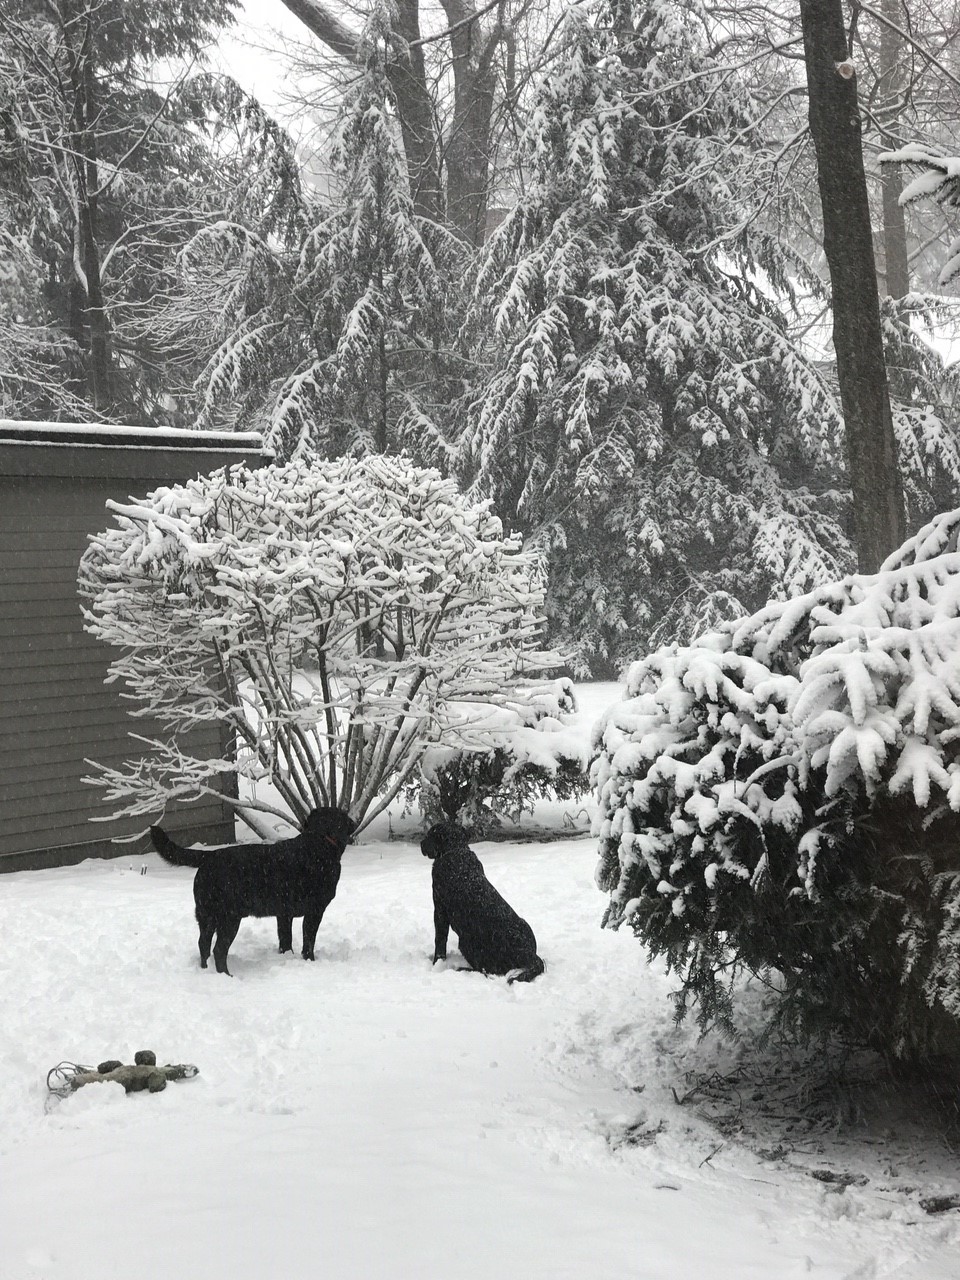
[881,144,960,288]
[78,455,557,835]
[0,211,87,418]
[881,295,960,531]
[594,507,960,1069]
[458,0,859,675]
[0,0,250,420]
[144,74,309,428]
[871,146,960,532]
[185,1,464,460]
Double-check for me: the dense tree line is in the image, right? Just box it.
[2,0,960,671]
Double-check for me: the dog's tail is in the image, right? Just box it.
[150,825,203,868]
[506,956,545,985]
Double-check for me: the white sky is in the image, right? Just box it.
[212,0,320,124]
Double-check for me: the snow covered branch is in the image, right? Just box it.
[79,455,559,833]
[594,507,960,1062]
[880,145,960,285]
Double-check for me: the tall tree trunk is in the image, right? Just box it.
[63,1,112,411]
[279,0,506,241]
[279,0,443,223]
[439,0,502,246]
[878,0,910,298]
[78,185,111,411]
[389,0,445,223]
[799,0,905,572]
[79,52,111,411]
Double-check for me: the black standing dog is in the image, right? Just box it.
[421,821,544,983]
[151,807,356,975]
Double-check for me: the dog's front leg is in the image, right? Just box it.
[277,914,294,954]
[301,909,323,961]
[433,901,450,964]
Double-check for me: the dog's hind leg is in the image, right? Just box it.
[277,914,294,954]
[212,916,241,975]
[506,956,545,984]
[197,914,216,969]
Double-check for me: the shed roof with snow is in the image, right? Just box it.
[0,421,272,871]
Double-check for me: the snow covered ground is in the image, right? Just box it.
[2,682,960,1279]
[2,838,959,1279]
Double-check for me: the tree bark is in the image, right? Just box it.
[799,0,905,571]
[878,0,910,298]
[881,163,910,298]
[390,0,445,224]
[438,0,501,246]
[279,0,444,224]
[62,1,112,411]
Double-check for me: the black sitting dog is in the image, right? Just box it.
[151,807,356,975]
[421,821,544,983]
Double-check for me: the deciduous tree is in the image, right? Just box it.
[78,454,557,834]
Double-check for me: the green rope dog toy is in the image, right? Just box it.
[47,1050,199,1098]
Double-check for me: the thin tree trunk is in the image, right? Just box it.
[799,0,905,571]
[881,165,910,298]
[878,0,909,298]
[63,1,112,411]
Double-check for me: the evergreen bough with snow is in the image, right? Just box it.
[458,0,850,675]
[881,144,960,287]
[411,678,591,832]
[594,508,960,1070]
[78,455,556,835]
[179,0,463,460]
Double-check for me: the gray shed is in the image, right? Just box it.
[0,421,271,871]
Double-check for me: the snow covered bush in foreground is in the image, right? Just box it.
[411,679,591,833]
[79,456,556,835]
[595,509,960,1067]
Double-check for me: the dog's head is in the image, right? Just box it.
[421,821,472,860]
[303,807,357,851]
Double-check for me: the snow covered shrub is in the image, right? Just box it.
[595,508,960,1067]
[79,455,556,835]
[411,679,591,833]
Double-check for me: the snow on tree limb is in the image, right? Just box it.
[78,455,559,833]
[880,146,960,285]
[593,507,960,1057]
[458,0,855,674]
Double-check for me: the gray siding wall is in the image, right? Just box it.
[0,428,268,870]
